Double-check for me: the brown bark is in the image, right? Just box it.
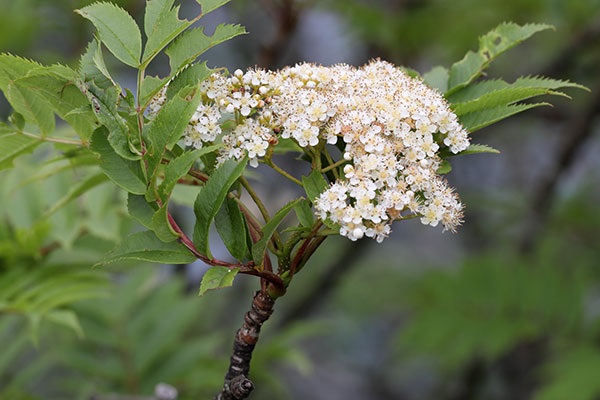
[215,290,276,400]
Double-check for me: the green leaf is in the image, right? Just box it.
[90,127,147,194]
[42,172,108,219]
[45,310,84,338]
[460,144,500,156]
[459,102,551,132]
[140,75,167,108]
[198,266,239,296]
[15,68,96,140]
[252,199,301,266]
[302,170,329,203]
[478,22,553,61]
[215,196,247,261]
[141,0,234,68]
[142,0,190,66]
[436,160,452,174]
[534,346,600,400]
[198,0,232,15]
[127,193,158,229]
[166,61,214,99]
[422,66,448,93]
[144,86,202,187]
[76,2,142,68]
[6,80,55,135]
[97,230,196,265]
[157,146,219,203]
[447,76,587,104]
[193,158,247,257]
[151,204,179,242]
[166,23,246,74]
[0,54,40,92]
[440,143,501,158]
[85,82,138,160]
[452,87,563,116]
[447,23,553,94]
[294,199,314,228]
[0,128,42,171]
[79,39,115,89]
[447,51,487,94]
[273,137,304,154]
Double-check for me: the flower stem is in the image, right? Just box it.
[321,157,347,173]
[262,159,303,185]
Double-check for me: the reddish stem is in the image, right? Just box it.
[166,211,285,290]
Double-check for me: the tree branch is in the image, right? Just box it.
[215,290,276,400]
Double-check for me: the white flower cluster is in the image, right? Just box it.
[149,60,470,241]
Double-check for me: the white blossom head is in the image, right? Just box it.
[149,60,470,242]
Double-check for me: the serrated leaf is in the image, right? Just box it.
[458,144,501,155]
[79,39,115,89]
[76,2,142,68]
[193,158,247,257]
[0,129,42,171]
[447,23,553,94]
[151,204,179,242]
[141,0,233,68]
[144,87,202,188]
[459,102,551,132]
[15,68,96,140]
[198,266,239,296]
[42,172,108,219]
[423,66,448,93]
[199,0,232,15]
[215,196,247,261]
[166,23,246,74]
[294,199,314,227]
[302,170,328,203]
[452,87,561,116]
[0,54,40,93]
[513,76,588,92]
[6,81,55,135]
[85,82,138,160]
[166,62,214,99]
[447,75,588,105]
[447,51,487,94]
[252,199,301,266]
[90,127,147,194]
[127,193,158,229]
[478,22,553,60]
[157,146,219,203]
[97,230,196,265]
[440,143,501,159]
[142,0,189,66]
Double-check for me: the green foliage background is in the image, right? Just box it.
[0,0,598,399]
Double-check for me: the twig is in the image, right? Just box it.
[215,290,276,400]
[166,211,285,290]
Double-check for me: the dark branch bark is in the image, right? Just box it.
[216,290,276,400]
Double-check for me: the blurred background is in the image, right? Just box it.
[1,0,599,399]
